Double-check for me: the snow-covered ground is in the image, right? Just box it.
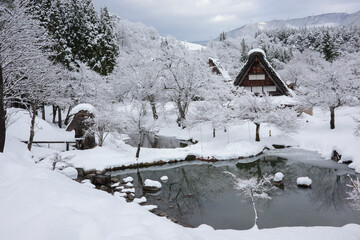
[1,135,360,240]
[1,105,360,239]
[5,105,360,173]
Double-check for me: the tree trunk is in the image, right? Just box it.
[64,106,72,126]
[213,128,216,138]
[58,106,62,128]
[52,105,57,123]
[176,100,186,128]
[149,97,158,120]
[0,64,6,152]
[28,105,37,151]
[136,143,141,159]
[255,123,260,142]
[330,107,335,129]
[41,103,45,120]
[135,133,142,159]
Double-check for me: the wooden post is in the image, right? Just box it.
[269,130,271,137]
[66,142,69,151]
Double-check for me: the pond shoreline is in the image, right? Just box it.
[101,146,269,173]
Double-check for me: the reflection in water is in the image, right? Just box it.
[112,151,360,230]
[125,133,192,148]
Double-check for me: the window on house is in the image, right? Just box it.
[263,86,276,92]
[252,86,262,93]
[249,74,265,80]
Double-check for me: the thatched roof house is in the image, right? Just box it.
[234,49,290,96]
[66,104,96,149]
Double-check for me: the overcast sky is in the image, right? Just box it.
[92,0,360,42]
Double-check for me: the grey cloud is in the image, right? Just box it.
[93,0,360,41]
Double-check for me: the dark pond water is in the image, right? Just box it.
[111,149,360,230]
[125,133,193,149]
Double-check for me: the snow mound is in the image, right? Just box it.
[144,179,162,189]
[114,192,127,198]
[123,176,133,183]
[248,48,266,56]
[60,167,78,179]
[143,205,158,211]
[80,179,95,188]
[297,177,312,186]
[274,172,284,182]
[70,103,96,115]
[160,176,168,182]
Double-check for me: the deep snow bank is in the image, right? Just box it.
[1,137,360,240]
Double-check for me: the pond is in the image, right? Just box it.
[110,149,360,230]
[125,133,193,149]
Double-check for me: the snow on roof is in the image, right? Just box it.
[248,48,266,57]
[70,103,96,116]
[209,57,232,81]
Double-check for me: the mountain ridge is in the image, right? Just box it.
[221,10,360,40]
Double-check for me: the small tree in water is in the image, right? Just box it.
[225,171,274,229]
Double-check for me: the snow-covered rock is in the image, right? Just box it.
[111,182,120,187]
[114,192,127,198]
[160,176,168,182]
[274,172,284,182]
[144,179,162,189]
[125,182,133,187]
[134,196,147,204]
[60,167,78,179]
[297,177,312,187]
[122,188,135,193]
[123,176,133,183]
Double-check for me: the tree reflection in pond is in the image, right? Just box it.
[112,151,360,230]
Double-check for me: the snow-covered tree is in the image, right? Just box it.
[116,48,164,120]
[90,7,119,76]
[225,171,274,229]
[161,39,211,127]
[0,0,61,151]
[119,101,156,159]
[187,77,234,137]
[321,31,339,62]
[232,90,298,141]
[299,53,360,129]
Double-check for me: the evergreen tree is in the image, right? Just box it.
[90,7,119,75]
[321,31,339,62]
[240,38,248,62]
[219,31,226,41]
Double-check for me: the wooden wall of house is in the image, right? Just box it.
[239,58,282,95]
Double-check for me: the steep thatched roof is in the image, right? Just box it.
[234,49,290,96]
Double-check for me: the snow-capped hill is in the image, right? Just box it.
[224,11,360,39]
[181,41,206,51]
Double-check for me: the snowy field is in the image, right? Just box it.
[1,105,360,239]
[7,104,359,173]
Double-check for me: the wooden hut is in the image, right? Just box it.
[209,57,232,82]
[66,104,96,150]
[234,49,290,96]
